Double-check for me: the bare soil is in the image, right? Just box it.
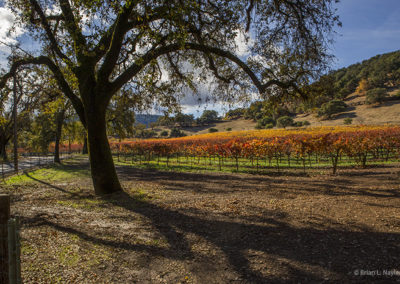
[1,158,400,283]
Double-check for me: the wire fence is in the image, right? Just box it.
[111,148,400,175]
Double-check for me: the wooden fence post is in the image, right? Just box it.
[0,194,10,284]
[8,217,21,284]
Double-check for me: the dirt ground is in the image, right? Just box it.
[1,157,400,283]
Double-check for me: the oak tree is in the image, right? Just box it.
[0,0,339,195]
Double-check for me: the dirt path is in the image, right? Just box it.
[1,159,400,283]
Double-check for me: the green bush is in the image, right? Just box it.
[226,127,232,131]
[294,121,303,127]
[208,128,218,133]
[260,116,275,126]
[302,120,311,126]
[225,108,245,119]
[160,130,169,137]
[343,118,352,125]
[255,116,275,129]
[276,116,294,128]
[317,99,347,119]
[365,88,387,105]
[265,123,274,129]
[170,128,186,137]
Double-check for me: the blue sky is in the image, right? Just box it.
[333,0,400,68]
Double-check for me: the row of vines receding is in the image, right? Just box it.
[110,127,400,174]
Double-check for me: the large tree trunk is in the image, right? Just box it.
[86,106,122,195]
[54,109,65,163]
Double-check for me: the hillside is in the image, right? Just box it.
[196,50,400,133]
[306,49,400,105]
[295,88,400,126]
[180,92,400,134]
[182,118,257,135]
[148,51,400,136]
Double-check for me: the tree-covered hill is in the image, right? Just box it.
[303,49,400,110]
[224,50,400,128]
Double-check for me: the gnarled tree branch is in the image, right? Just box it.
[97,0,138,81]
[0,56,86,127]
[58,0,87,61]
[29,0,72,66]
[109,42,302,99]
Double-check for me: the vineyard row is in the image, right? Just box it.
[110,127,400,174]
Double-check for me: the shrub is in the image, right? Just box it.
[160,130,169,137]
[255,122,263,129]
[317,99,347,119]
[344,118,352,125]
[226,127,232,131]
[302,120,311,126]
[225,108,245,119]
[276,116,294,128]
[294,121,303,127]
[170,128,186,137]
[260,116,275,126]
[208,128,218,133]
[265,123,274,129]
[135,129,157,138]
[365,88,387,105]
[255,116,275,129]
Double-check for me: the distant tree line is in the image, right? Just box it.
[156,110,220,128]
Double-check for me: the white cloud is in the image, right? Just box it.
[0,6,25,68]
[0,7,23,45]
[234,29,253,57]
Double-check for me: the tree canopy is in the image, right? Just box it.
[0,0,339,195]
[198,110,219,125]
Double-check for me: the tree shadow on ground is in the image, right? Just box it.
[20,161,400,282]
[116,166,400,199]
[24,187,400,283]
[23,213,185,260]
[23,171,80,196]
[106,191,400,283]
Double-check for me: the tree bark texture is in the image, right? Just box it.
[86,104,122,195]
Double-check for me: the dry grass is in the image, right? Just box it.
[296,89,400,127]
